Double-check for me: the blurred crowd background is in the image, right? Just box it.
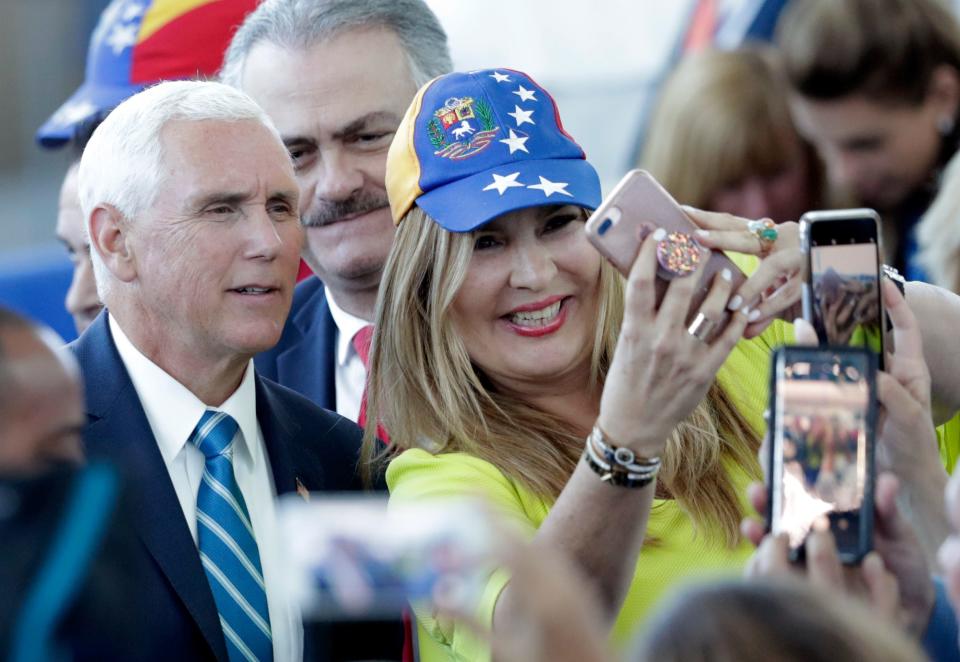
[0,0,781,340]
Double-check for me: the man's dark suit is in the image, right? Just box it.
[70,312,397,661]
[255,277,337,410]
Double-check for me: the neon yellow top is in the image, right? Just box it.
[387,319,794,662]
[387,251,960,660]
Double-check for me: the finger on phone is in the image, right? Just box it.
[861,551,899,618]
[656,246,712,329]
[882,279,922,360]
[704,303,749,371]
[693,229,767,255]
[623,231,661,317]
[681,207,750,232]
[747,532,792,579]
[741,517,766,548]
[874,472,900,521]
[748,482,768,516]
[805,530,843,591]
[688,264,735,337]
[729,250,802,314]
[876,372,917,425]
[745,277,802,327]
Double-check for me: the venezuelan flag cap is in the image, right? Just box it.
[386,68,601,233]
[36,0,259,149]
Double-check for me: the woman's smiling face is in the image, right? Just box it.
[449,204,603,392]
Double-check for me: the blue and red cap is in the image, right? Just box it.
[386,68,601,232]
[36,0,259,149]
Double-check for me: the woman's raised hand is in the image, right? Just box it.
[597,230,749,457]
[684,208,804,338]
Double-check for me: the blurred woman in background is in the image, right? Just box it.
[640,48,829,223]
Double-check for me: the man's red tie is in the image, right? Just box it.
[351,324,390,443]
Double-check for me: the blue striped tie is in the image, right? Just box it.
[190,410,273,662]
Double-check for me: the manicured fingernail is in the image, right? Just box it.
[741,306,751,317]
[681,205,699,213]
[720,268,732,282]
[792,318,804,328]
[695,229,710,237]
[727,294,743,311]
[748,309,762,322]
[652,228,667,241]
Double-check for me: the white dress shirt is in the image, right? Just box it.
[325,288,370,423]
[109,315,302,662]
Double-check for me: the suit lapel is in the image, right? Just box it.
[256,375,325,495]
[72,315,229,662]
[275,282,337,410]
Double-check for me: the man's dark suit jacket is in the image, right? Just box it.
[70,312,399,661]
[255,277,337,410]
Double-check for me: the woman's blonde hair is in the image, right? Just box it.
[640,47,823,212]
[918,151,960,292]
[363,206,761,545]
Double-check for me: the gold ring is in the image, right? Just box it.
[687,312,716,342]
[747,218,778,256]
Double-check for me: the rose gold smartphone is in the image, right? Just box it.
[584,169,747,324]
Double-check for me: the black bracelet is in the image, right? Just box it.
[582,451,656,489]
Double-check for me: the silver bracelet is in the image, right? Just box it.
[586,425,661,478]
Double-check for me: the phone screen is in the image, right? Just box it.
[770,349,873,557]
[808,224,883,357]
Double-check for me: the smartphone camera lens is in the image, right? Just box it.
[598,218,613,236]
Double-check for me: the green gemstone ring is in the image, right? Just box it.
[747,218,778,255]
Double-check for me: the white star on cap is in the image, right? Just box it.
[489,71,511,83]
[122,2,146,22]
[528,176,572,197]
[499,129,529,154]
[508,105,535,127]
[512,85,537,102]
[483,172,525,195]
[106,22,138,55]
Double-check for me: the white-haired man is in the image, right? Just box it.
[222,0,452,419]
[72,79,370,662]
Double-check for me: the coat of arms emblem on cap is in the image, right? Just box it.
[426,96,500,160]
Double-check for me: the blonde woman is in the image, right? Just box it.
[640,47,826,223]
[364,69,800,661]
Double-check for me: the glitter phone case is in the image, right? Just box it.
[585,169,746,324]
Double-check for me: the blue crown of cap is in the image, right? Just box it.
[36,0,150,148]
[410,69,601,232]
[86,0,149,86]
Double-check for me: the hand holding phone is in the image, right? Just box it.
[800,210,888,368]
[767,346,878,564]
[585,170,746,325]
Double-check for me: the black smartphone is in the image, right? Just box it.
[767,346,878,564]
[800,209,887,369]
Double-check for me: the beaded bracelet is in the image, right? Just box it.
[585,438,659,480]
[582,450,656,488]
[587,425,661,475]
[582,425,660,489]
